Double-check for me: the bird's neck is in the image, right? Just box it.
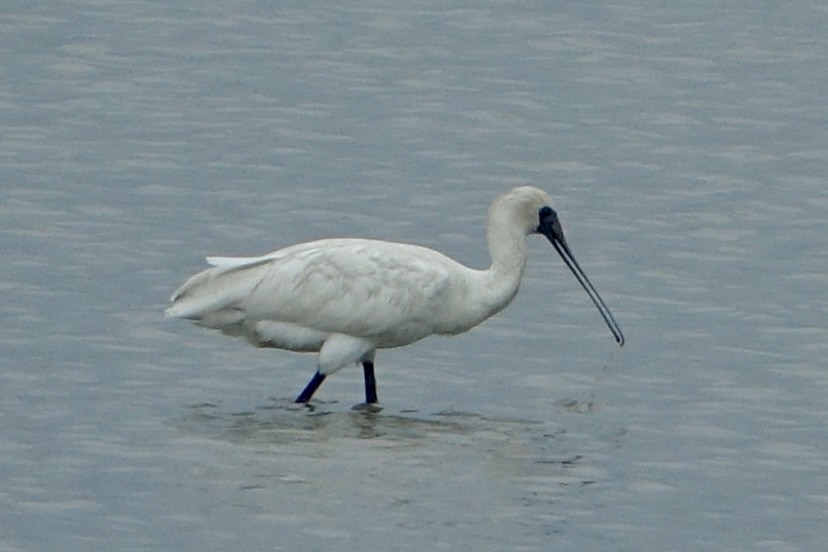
[433,217,529,336]
[479,217,529,315]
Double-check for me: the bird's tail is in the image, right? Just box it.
[165,256,272,320]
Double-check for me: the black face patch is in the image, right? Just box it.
[538,206,557,229]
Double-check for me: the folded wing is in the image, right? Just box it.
[165,239,454,343]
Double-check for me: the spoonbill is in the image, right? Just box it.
[165,186,624,405]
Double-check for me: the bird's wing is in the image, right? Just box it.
[243,239,455,338]
[165,249,293,319]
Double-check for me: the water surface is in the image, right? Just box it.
[1,2,827,551]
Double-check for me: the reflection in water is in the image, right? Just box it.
[170,399,620,548]
[176,399,547,443]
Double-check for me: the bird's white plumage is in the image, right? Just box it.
[166,187,556,377]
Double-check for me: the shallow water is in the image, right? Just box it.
[2,1,827,551]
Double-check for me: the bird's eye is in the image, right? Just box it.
[538,206,554,223]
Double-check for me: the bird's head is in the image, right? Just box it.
[497,186,625,347]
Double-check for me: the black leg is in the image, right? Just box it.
[295,371,326,403]
[363,361,378,404]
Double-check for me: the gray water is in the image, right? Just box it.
[2,2,827,551]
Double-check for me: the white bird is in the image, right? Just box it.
[165,186,624,405]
